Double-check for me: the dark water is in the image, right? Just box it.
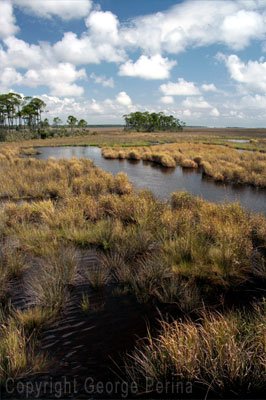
[34,146,266,215]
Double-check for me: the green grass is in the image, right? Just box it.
[81,293,90,312]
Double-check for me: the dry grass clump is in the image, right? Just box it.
[20,147,39,156]
[114,255,170,303]
[99,193,140,222]
[127,150,141,160]
[114,172,134,195]
[193,155,202,165]
[171,191,202,210]
[125,302,266,397]
[101,142,266,187]
[0,151,135,200]
[151,152,164,164]
[118,150,126,159]
[160,154,176,168]
[142,151,152,161]
[0,308,48,386]
[181,158,198,168]
[201,160,213,175]
[0,242,24,301]
[13,307,55,335]
[27,247,78,311]
[101,148,119,159]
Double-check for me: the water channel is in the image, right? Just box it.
[34,146,266,215]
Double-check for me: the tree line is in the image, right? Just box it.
[0,92,186,139]
[123,111,186,132]
[0,92,46,130]
[0,92,88,133]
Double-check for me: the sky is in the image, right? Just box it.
[1,0,266,127]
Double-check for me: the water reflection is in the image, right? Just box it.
[34,146,266,215]
[127,159,141,166]
[227,139,250,143]
[143,160,175,174]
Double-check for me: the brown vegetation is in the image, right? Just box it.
[102,142,266,187]
[0,145,265,397]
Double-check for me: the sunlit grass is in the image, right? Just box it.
[0,145,265,395]
[81,293,90,313]
[0,308,48,386]
[125,301,266,397]
[102,142,266,187]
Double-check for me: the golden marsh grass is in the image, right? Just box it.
[0,144,265,394]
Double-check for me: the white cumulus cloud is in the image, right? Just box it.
[0,67,22,88]
[0,1,18,39]
[160,96,174,104]
[38,93,136,124]
[0,63,87,97]
[85,10,119,44]
[210,107,220,117]
[219,53,266,92]
[90,73,114,88]
[221,9,265,50]
[201,83,217,92]
[119,55,176,80]
[120,0,266,55]
[116,91,132,106]
[0,37,51,69]
[160,78,200,96]
[12,0,92,20]
[53,29,125,65]
[182,96,212,109]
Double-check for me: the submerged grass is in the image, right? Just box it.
[27,247,78,310]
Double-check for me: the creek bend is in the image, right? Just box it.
[34,146,266,215]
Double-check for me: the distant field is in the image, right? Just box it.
[13,126,266,153]
[184,126,266,138]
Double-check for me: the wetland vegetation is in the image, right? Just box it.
[102,142,266,187]
[0,141,265,398]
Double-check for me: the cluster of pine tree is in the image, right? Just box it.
[123,111,185,132]
[0,92,46,131]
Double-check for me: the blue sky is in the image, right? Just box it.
[1,0,266,127]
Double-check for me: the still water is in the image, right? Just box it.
[34,146,266,215]
[227,139,250,143]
